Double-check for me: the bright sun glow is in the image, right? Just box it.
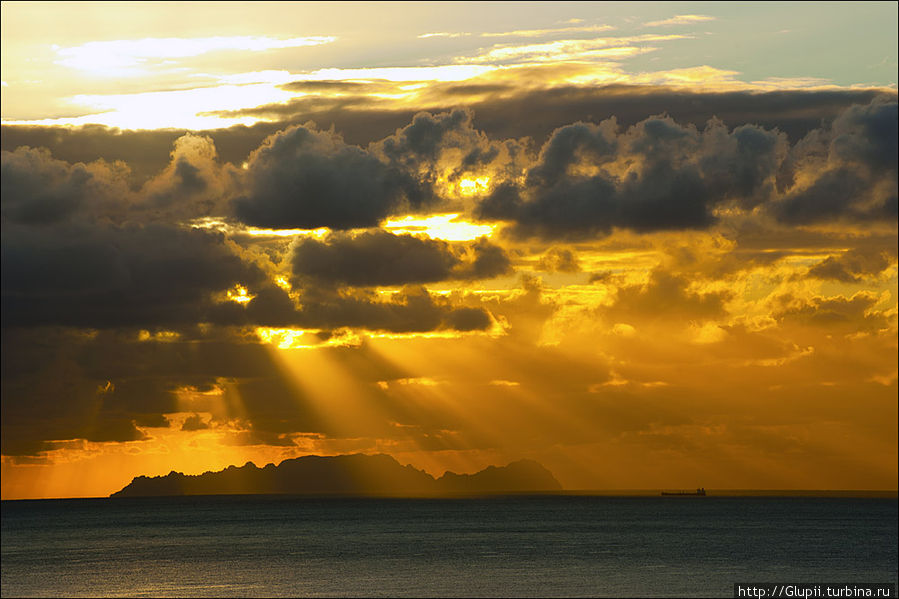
[458,176,492,196]
[245,226,330,238]
[383,213,496,241]
[227,285,255,304]
[255,327,363,349]
[191,216,495,242]
[55,36,336,76]
[256,327,308,349]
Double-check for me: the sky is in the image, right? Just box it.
[1,1,897,499]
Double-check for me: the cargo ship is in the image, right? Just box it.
[661,488,706,496]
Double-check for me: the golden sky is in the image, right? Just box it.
[1,1,897,499]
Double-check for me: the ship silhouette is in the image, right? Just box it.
[661,487,707,496]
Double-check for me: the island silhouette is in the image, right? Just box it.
[110,453,562,497]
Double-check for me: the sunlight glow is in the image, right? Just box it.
[255,327,363,349]
[69,83,295,129]
[137,330,181,342]
[56,36,336,76]
[289,65,495,83]
[227,285,255,304]
[457,176,492,196]
[383,213,496,241]
[256,327,308,349]
[245,226,330,238]
[189,218,331,239]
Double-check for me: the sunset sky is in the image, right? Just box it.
[1,1,897,499]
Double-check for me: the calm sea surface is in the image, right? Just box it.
[2,495,896,597]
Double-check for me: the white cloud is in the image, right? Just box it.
[644,14,716,28]
[480,25,615,38]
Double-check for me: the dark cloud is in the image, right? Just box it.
[291,285,493,334]
[201,83,893,146]
[374,110,477,166]
[1,141,496,335]
[3,87,892,183]
[181,414,211,431]
[772,292,891,331]
[536,247,581,273]
[2,321,426,456]
[768,100,897,225]
[1,328,300,455]
[480,99,896,239]
[806,248,897,283]
[1,124,188,184]
[462,85,892,145]
[829,99,898,174]
[1,146,132,225]
[1,334,148,455]
[770,167,896,225]
[291,230,510,287]
[602,269,732,322]
[292,231,455,286]
[370,109,528,191]
[478,115,784,239]
[1,222,266,329]
[233,125,430,229]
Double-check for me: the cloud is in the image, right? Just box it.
[418,32,471,39]
[464,35,684,64]
[477,114,786,239]
[479,25,615,38]
[806,248,897,283]
[1,146,132,225]
[1,130,502,337]
[536,247,582,273]
[602,268,732,322]
[644,15,716,28]
[1,222,267,329]
[370,109,528,192]
[476,99,898,239]
[233,124,430,229]
[772,291,892,331]
[829,99,898,173]
[140,134,240,220]
[6,87,885,183]
[768,100,897,225]
[284,284,494,334]
[0,328,293,456]
[181,414,211,431]
[291,230,511,287]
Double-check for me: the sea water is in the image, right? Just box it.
[2,495,896,597]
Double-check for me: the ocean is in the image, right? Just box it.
[2,495,896,597]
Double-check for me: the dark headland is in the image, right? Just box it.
[110,453,562,497]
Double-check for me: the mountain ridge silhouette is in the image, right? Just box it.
[110,453,563,497]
